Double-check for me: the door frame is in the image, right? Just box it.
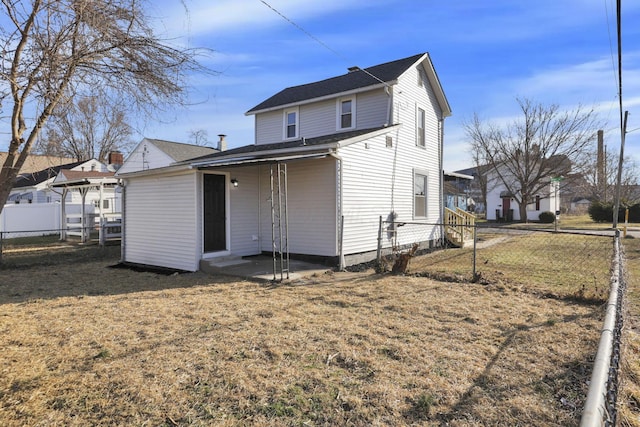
[201,171,231,258]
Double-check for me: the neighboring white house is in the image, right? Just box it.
[117,53,451,271]
[117,138,218,175]
[7,159,107,205]
[485,167,559,222]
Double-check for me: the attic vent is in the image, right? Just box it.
[386,136,393,147]
[348,66,360,73]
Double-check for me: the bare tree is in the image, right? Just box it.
[35,96,133,162]
[465,98,600,222]
[0,0,210,213]
[188,129,210,146]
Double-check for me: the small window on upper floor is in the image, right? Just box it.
[417,107,426,147]
[337,97,355,130]
[284,108,299,139]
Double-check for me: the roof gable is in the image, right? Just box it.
[147,138,218,162]
[246,53,427,114]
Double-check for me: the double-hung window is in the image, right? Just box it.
[337,97,355,130]
[284,108,298,139]
[414,172,428,218]
[417,107,426,147]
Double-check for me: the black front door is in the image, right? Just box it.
[203,174,226,252]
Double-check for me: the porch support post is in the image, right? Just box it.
[60,188,68,241]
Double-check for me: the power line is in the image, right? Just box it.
[258,0,390,88]
[604,0,619,94]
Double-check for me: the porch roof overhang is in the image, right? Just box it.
[192,151,331,170]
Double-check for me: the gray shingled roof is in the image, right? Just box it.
[186,126,391,164]
[246,53,426,114]
[147,139,218,162]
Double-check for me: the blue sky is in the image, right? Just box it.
[14,0,640,171]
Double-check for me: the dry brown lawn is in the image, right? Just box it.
[0,246,606,426]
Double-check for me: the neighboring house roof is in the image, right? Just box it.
[246,52,451,116]
[0,152,76,175]
[145,138,218,162]
[13,160,87,188]
[52,170,117,188]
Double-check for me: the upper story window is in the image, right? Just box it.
[417,107,426,147]
[284,108,299,139]
[337,97,355,130]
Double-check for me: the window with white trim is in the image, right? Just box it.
[337,97,355,130]
[414,172,428,218]
[284,108,298,139]
[417,107,426,147]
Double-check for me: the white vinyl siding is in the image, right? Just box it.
[254,88,389,144]
[117,141,175,174]
[355,89,389,128]
[339,64,445,256]
[258,158,337,256]
[123,172,200,271]
[416,106,426,147]
[255,110,284,145]
[300,100,336,137]
[340,134,396,254]
[225,167,261,256]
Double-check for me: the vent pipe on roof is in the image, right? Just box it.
[348,66,360,73]
[217,134,227,152]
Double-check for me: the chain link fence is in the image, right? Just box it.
[377,220,624,424]
[377,222,615,301]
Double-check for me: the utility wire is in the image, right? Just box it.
[258,0,390,88]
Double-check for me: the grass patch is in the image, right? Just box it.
[410,231,613,302]
[0,243,607,426]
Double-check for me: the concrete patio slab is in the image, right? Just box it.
[201,255,334,282]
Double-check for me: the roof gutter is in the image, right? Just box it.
[115,163,192,179]
[189,126,399,169]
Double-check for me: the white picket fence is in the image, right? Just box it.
[1,203,121,243]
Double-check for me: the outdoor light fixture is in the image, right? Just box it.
[231,179,239,187]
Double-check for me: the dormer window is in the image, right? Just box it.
[284,108,298,139]
[337,97,355,130]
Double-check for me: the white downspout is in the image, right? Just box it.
[330,152,344,269]
[439,118,445,242]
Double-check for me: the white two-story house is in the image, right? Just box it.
[117,52,451,271]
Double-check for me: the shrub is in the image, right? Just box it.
[588,201,640,223]
[538,211,555,223]
[588,201,613,222]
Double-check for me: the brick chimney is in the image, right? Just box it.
[108,151,124,168]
